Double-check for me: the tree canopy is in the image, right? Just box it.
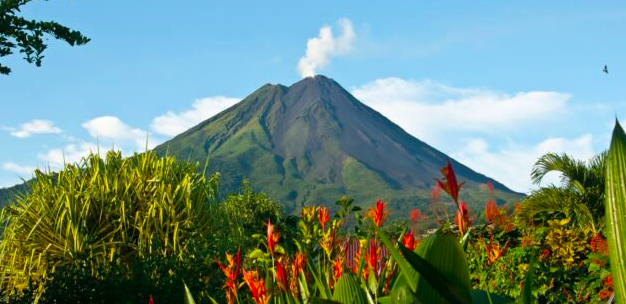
[0,0,89,75]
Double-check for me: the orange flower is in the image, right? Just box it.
[455,201,471,235]
[435,161,465,205]
[402,230,416,251]
[275,259,288,291]
[485,199,499,224]
[217,249,242,304]
[266,219,280,255]
[485,234,509,264]
[243,269,270,304]
[292,252,306,274]
[368,200,389,227]
[333,259,344,278]
[318,207,330,231]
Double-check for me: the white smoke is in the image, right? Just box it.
[297,18,355,78]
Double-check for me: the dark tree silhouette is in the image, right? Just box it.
[0,0,89,75]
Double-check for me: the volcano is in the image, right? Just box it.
[153,75,523,216]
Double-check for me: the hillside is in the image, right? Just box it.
[153,75,524,217]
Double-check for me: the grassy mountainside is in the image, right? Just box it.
[153,75,524,217]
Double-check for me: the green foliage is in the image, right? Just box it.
[219,181,286,252]
[606,120,626,304]
[466,224,611,303]
[0,151,220,296]
[4,255,219,304]
[331,274,367,304]
[521,152,606,231]
[0,0,90,74]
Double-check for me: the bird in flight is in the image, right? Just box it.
[603,65,609,74]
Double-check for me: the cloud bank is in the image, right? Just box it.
[82,116,156,150]
[297,18,355,78]
[151,96,240,137]
[8,119,62,138]
[351,77,587,192]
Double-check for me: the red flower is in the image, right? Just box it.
[435,161,465,205]
[318,207,330,231]
[455,201,471,235]
[217,248,242,304]
[148,295,155,304]
[368,200,389,227]
[540,249,551,260]
[266,219,280,255]
[591,233,609,255]
[243,269,270,304]
[605,275,613,288]
[409,209,421,225]
[275,259,288,291]
[333,259,344,278]
[402,230,416,251]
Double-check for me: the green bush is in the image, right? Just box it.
[0,151,221,297]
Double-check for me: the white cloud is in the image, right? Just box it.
[82,116,156,150]
[9,119,62,138]
[36,142,101,169]
[297,18,355,78]
[351,77,570,146]
[451,134,595,193]
[151,96,240,137]
[2,162,37,176]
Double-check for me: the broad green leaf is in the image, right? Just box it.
[470,290,512,304]
[184,283,197,304]
[332,274,368,304]
[606,120,626,304]
[389,281,415,304]
[400,238,472,304]
[373,219,472,304]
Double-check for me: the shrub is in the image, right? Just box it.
[0,151,221,297]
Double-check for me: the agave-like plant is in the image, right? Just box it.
[0,151,220,296]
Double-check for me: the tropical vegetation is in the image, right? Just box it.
[1,121,626,304]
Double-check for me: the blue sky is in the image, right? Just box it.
[1,1,625,193]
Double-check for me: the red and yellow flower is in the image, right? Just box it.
[435,161,465,204]
[266,219,280,255]
[217,249,242,304]
[275,259,288,291]
[318,207,330,231]
[485,234,509,264]
[333,259,344,278]
[402,230,416,251]
[368,200,389,227]
[455,201,471,236]
[243,269,270,304]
